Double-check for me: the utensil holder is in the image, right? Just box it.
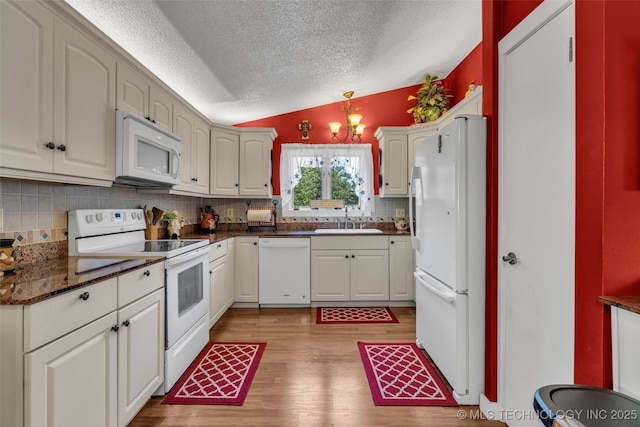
[144,225,158,240]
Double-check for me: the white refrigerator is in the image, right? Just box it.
[409,115,486,405]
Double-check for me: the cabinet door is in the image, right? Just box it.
[210,130,240,196]
[25,312,118,427]
[234,237,259,302]
[239,133,272,197]
[0,0,54,172]
[389,236,415,301]
[209,255,228,327]
[380,134,408,197]
[116,62,149,118]
[311,250,350,301]
[350,250,389,300]
[173,104,195,190]
[53,18,116,181]
[117,289,164,427]
[149,86,173,132]
[226,238,236,307]
[193,118,211,194]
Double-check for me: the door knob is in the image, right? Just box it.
[57,144,66,152]
[502,252,518,265]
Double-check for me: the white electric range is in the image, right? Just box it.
[68,209,210,394]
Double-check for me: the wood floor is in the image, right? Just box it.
[129,307,504,426]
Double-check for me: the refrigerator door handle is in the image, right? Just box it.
[409,166,421,251]
[414,271,456,303]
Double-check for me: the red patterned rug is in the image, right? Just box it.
[316,307,399,324]
[358,342,457,406]
[163,342,266,405]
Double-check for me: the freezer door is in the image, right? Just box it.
[414,269,468,397]
[414,124,459,290]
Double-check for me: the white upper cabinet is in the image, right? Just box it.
[148,86,174,133]
[53,18,116,181]
[116,62,149,118]
[173,104,210,195]
[210,128,240,196]
[210,126,276,198]
[239,130,275,197]
[1,0,116,185]
[0,0,54,174]
[116,62,175,133]
[376,129,408,197]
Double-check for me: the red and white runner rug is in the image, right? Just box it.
[316,307,399,324]
[358,342,457,406]
[163,342,266,405]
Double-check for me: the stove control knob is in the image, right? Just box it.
[95,213,104,222]
[85,215,94,223]
[137,212,143,220]
[131,212,136,220]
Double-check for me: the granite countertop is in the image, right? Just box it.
[0,256,165,306]
[182,228,411,244]
[599,296,640,315]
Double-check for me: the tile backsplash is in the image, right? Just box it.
[0,178,408,246]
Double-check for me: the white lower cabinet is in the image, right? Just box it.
[311,236,390,302]
[209,238,234,326]
[311,250,351,301]
[350,250,389,300]
[25,312,118,427]
[389,235,415,301]
[16,263,165,427]
[234,237,259,303]
[117,289,164,427]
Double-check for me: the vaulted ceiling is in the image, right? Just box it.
[65,0,482,125]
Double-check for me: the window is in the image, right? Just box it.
[280,143,374,217]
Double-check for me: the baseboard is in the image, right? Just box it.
[480,394,502,422]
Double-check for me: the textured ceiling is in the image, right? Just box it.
[64,0,482,125]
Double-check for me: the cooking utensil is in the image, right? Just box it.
[151,207,164,225]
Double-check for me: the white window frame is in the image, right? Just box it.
[280,143,375,218]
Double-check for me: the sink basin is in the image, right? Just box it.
[314,228,383,234]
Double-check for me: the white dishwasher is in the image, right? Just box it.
[259,238,310,306]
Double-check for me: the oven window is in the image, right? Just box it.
[177,263,203,316]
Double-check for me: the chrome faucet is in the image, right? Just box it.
[344,206,349,229]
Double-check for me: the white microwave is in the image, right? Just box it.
[115,110,182,187]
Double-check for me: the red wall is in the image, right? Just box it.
[483,0,640,402]
[577,0,640,387]
[235,46,483,196]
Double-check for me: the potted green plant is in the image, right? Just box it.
[407,74,451,124]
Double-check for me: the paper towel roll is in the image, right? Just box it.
[247,209,272,223]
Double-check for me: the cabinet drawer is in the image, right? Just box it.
[24,278,117,352]
[311,236,389,250]
[209,239,228,262]
[118,262,164,307]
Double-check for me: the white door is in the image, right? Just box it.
[498,1,575,425]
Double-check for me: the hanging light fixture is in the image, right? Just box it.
[328,91,366,142]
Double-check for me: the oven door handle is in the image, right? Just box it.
[164,245,209,268]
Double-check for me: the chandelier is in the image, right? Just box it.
[328,91,365,142]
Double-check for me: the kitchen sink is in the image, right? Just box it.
[314,228,383,234]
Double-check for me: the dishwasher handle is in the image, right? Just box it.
[259,238,309,249]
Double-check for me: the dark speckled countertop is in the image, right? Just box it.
[1,228,408,306]
[0,256,165,305]
[181,229,411,243]
[599,296,640,315]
